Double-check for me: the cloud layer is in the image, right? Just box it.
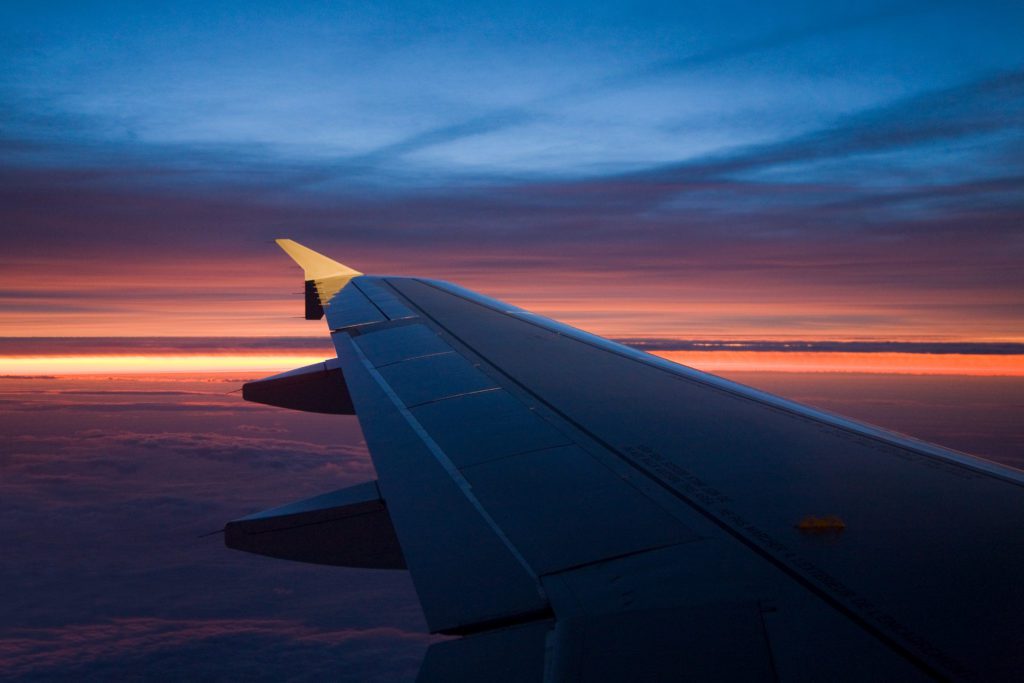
[0,374,430,680]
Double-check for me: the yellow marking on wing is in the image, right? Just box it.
[275,239,362,306]
[796,515,847,532]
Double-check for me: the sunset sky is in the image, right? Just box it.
[2,0,1023,376]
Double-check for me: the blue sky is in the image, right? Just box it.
[4,0,1021,182]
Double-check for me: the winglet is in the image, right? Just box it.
[275,239,362,281]
[275,239,363,320]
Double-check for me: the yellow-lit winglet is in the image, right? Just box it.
[275,239,362,281]
[275,239,362,318]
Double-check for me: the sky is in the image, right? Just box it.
[1,0,1023,361]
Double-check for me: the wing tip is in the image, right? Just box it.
[274,238,362,281]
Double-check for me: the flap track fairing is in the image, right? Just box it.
[225,481,405,569]
[242,358,354,415]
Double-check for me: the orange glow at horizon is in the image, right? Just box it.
[2,248,1022,342]
[655,351,1024,377]
[0,354,330,375]
[3,350,1023,377]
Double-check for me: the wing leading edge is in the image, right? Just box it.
[226,241,1024,682]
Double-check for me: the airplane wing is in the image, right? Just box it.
[226,240,1024,682]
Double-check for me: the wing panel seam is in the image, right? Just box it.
[406,386,504,409]
[347,338,546,594]
[350,278,390,320]
[374,350,455,369]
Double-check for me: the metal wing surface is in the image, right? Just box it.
[229,241,1024,682]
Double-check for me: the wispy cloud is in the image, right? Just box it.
[634,71,1024,185]
[308,2,955,171]
[601,1,949,84]
[354,109,539,163]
